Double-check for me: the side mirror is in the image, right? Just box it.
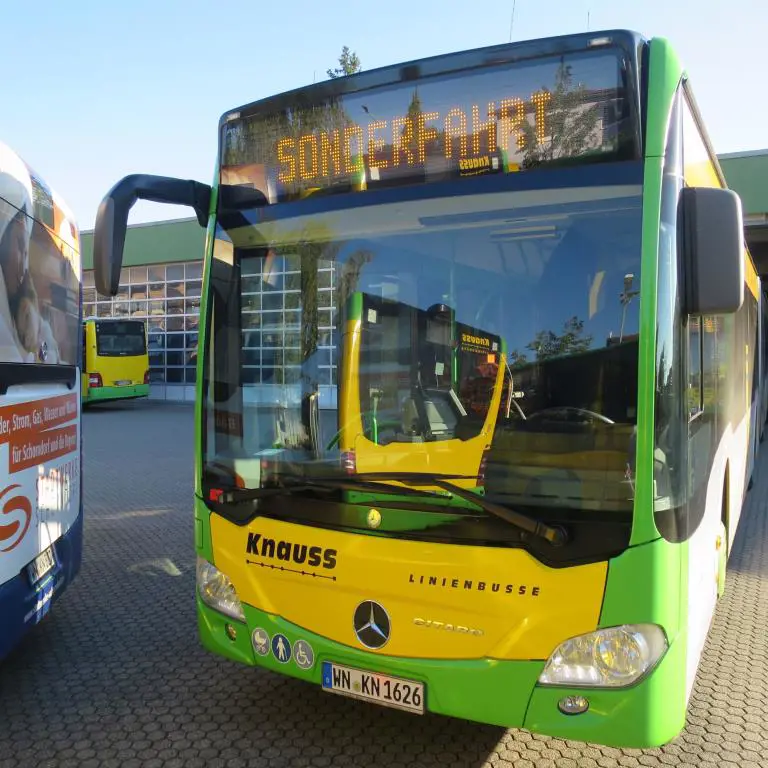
[681,186,744,315]
[93,175,212,297]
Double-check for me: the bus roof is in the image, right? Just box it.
[219,29,647,128]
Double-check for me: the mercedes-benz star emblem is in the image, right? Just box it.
[353,600,391,649]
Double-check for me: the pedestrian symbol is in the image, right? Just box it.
[293,639,314,670]
[272,633,291,664]
[251,628,270,656]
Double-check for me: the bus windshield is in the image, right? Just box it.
[95,320,146,356]
[204,175,642,518]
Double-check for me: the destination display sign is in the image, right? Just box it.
[221,48,630,203]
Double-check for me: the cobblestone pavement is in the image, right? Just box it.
[0,400,766,767]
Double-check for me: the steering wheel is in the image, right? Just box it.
[525,406,615,425]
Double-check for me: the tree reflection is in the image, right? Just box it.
[509,316,593,368]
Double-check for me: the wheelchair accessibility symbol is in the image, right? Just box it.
[293,639,314,670]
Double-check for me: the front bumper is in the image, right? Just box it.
[196,596,687,749]
[0,514,83,661]
[83,383,149,403]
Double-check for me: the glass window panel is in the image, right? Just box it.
[167,351,185,366]
[186,280,202,297]
[284,272,300,291]
[261,312,283,328]
[262,292,283,311]
[166,333,185,349]
[149,369,165,382]
[167,264,185,282]
[167,316,184,332]
[166,283,184,299]
[149,282,165,299]
[186,262,203,280]
[83,272,95,288]
[242,311,261,329]
[83,287,96,304]
[184,316,199,331]
[185,332,198,348]
[243,330,261,348]
[185,367,196,383]
[148,333,164,351]
[283,367,301,384]
[149,351,165,367]
[185,297,200,314]
[284,310,301,329]
[167,299,184,315]
[130,267,148,283]
[148,265,165,282]
[242,367,260,385]
[262,330,282,347]
[166,368,184,383]
[284,348,302,366]
[285,291,300,309]
[130,300,148,316]
[130,284,148,299]
[242,293,261,312]
[97,303,112,317]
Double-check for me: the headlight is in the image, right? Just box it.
[196,557,245,622]
[538,624,668,688]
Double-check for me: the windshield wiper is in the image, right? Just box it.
[349,472,568,546]
[217,475,451,504]
[218,471,567,546]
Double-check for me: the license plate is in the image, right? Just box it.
[27,547,56,584]
[115,380,131,386]
[321,661,424,714]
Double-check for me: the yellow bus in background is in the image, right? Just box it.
[82,318,150,404]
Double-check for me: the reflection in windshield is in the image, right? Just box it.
[203,183,642,518]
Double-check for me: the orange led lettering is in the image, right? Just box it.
[367,120,388,169]
[343,125,364,174]
[498,97,526,150]
[444,108,468,160]
[472,103,497,155]
[298,134,318,180]
[319,130,342,177]
[392,116,414,167]
[531,90,552,143]
[417,111,439,163]
[277,138,296,183]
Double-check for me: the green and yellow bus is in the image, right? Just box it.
[81,317,149,404]
[91,30,767,748]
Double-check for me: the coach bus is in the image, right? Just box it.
[0,140,82,660]
[91,30,766,747]
[81,317,150,405]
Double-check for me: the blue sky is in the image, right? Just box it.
[3,0,765,229]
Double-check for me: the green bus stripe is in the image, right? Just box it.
[630,38,684,547]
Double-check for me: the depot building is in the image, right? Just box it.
[80,149,768,403]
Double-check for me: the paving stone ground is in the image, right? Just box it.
[0,400,766,767]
